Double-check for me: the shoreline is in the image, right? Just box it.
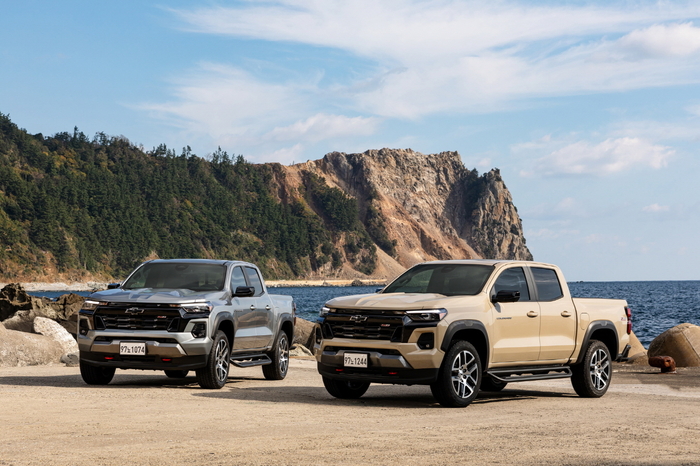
[1,278,388,292]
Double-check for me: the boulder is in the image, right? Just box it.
[293,317,318,350]
[648,323,700,367]
[625,332,647,364]
[0,283,33,320]
[290,344,314,357]
[0,284,84,337]
[34,316,78,354]
[0,322,65,367]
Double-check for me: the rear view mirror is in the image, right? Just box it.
[492,290,520,303]
[234,286,255,297]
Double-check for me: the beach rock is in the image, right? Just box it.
[61,352,79,366]
[293,317,318,350]
[648,323,700,367]
[33,316,78,354]
[625,332,647,364]
[0,323,64,367]
[0,283,33,320]
[0,283,83,337]
[290,344,314,357]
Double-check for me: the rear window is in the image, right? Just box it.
[123,262,227,292]
[383,264,493,296]
[531,267,563,301]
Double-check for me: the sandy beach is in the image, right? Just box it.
[1,359,699,465]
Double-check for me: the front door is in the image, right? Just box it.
[490,267,540,363]
[231,266,258,350]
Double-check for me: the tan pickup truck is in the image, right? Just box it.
[315,260,632,407]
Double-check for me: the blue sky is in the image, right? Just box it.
[2,0,700,281]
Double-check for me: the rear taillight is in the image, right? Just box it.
[625,306,632,335]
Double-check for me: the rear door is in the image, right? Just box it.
[489,266,541,363]
[242,266,275,348]
[530,267,576,361]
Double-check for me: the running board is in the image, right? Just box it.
[486,365,572,383]
[230,354,272,367]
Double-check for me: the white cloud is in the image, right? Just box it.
[525,137,674,176]
[264,114,379,143]
[618,22,700,58]
[643,203,670,213]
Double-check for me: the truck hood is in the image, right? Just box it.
[326,292,478,310]
[88,288,224,304]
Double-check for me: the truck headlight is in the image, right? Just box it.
[406,309,448,322]
[180,302,213,313]
[320,306,332,316]
[80,300,104,312]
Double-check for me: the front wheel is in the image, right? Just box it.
[430,340,482,407]
[196,331,230,389]
[570,340,612,398]
[322,376,370,399]
[80,359,116,385]
[262,331,290,380]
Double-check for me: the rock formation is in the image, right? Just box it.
[0,322,65,367]
[279,149,532,278]
[648,323,700,367]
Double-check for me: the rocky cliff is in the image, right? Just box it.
[276,148,532,279]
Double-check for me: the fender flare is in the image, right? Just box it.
[441,319,490,364]
[211,311,234,341]
[575,320,619,364]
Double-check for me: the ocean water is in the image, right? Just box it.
[29,281,700,348]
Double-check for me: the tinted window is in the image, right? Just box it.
[492,267,530,301]
[230,266,247,291]
[384,264,493,296]
[123,263,226,292]
[244,267,264,297]
[531,267,563,301]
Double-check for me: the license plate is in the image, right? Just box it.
[120,342,146,355]
[343,352,368,368]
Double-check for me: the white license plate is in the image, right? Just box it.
[120,342,147,355]
[343,352,368,368]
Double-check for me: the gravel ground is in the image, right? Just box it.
[1,359,700,466]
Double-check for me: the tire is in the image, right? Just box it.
[262,331,290,380]
[430,340,482,407]
[80,359,116,385]
[571,340,612,398]
[196,331,230,389]
[322,376,370,399]
[481,377,508,392]
[164,370,189,378]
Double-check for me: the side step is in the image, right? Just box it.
[486,365,572,383]
[230,354,272,368]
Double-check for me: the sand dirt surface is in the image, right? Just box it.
[1,359,700,466]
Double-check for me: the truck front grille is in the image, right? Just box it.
[325,311,404,341]
[94,304,181,331]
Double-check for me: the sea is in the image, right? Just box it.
[29,281,700,348]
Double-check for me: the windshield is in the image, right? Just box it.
[122,262,227,292]
[383,263,494,296]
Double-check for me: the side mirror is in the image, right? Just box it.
[107,283,121,290]
[492,290,520,303]
[375,287,385,293]
[234,286,255,297]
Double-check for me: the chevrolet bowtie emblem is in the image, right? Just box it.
[125,307,144,314]
[350,315,368,322]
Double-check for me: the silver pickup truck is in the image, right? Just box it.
[77,259,295,389]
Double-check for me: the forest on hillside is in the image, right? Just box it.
[0,113,382,280]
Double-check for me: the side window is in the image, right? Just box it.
[492,267,530,301]
[230,266,247,292]
[531,267,563,301]
[244,267,264,297]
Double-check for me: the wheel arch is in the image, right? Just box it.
[575,321,618,364]
[213,312,235,346]
[441,320,490,368]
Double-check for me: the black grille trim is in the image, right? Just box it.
[94,305,182,331]
[325,313,404,341]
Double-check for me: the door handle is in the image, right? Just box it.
[527,311,539,318]
[561,310,572,317]
[250,305,256,310]
[265,305,271,310]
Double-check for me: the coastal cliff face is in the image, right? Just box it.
[278,148,532,278]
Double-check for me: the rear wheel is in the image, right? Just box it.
[571,340,611,398]
[322,376,370,399]
[80,359,116,385]
[262,331,290,380]
[164,370,189,378]
[430,340,482,407]
[196,331,230,389]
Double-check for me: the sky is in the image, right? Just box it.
[2,0,700,281]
